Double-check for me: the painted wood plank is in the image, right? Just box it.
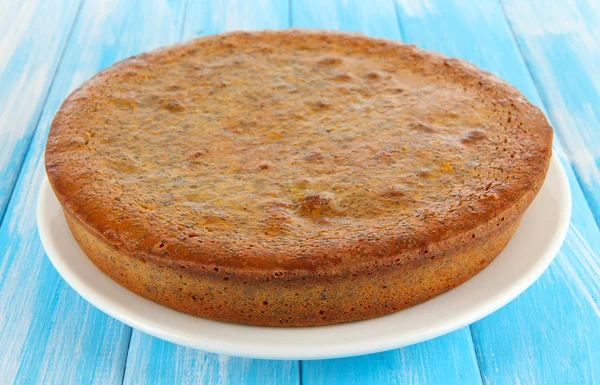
[501,0,600,228]
[291,0,402,39]
[0,1,187,384]
[291,1,482,384]
[123,332,300,385]
[302,330,481,385]
[122,2,300,385]
[181,0,289,40]
[394,0,600,383]
[0,0,81,223]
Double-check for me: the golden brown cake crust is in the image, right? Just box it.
[45,30,552,326]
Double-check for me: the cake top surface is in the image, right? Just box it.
[46,30,552,271]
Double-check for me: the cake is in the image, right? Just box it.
[45,30,552,326]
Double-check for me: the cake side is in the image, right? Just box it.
[62,179,530,326]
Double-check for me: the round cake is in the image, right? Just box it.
[45,30,552,326]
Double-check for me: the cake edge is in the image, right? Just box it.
[62,183,530,326]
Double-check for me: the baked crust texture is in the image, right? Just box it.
[46,30,553,326]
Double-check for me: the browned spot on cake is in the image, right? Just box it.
[337,86,351,94]
[187,149,208,163]
[65,136,87,148]
[258,161,271,170]
[381,185,405,197]
[297,192,337,216]
[110,96,138,110]
[304,151,324,163]
[461,129,488,144]
[373,150,393,162]
[188,148,208,157]
[416,168,433,178]
[408,121,436,133]
[332,72,353,82]
[311,99,331,109]
[259,45,274,54]
[365,71,382,80]
[317,56,343,66]
[160,99,185,112]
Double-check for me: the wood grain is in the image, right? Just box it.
[182,0,289,40]
[302,330,482,385]
[393,0,600,383]
[123,332,300,385]
[291,0,402,39]
[0,0,81,223]
[501,0,600,228]
[0,1,186,384]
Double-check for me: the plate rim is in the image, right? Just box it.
[37,154,571,360]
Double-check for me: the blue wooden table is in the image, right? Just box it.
[1,0,599,383]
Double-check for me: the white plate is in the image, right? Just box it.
[37,154,570,360]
